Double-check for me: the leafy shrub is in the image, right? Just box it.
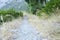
[25,0,42,14]
[26,0,60,16]
[43,0,60,15]
[0,8,23,24]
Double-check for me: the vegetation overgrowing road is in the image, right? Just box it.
[0,11,60,40]
[0,0,60,40]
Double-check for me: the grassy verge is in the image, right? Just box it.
[0,9,23,25]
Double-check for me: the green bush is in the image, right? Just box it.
[26,0,60,16]
[25,0,42,14]
[43,0,60,15]
[0,8,23,24]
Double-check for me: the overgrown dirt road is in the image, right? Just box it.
[0,12,60,40]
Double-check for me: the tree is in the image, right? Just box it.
[25,0,48,14]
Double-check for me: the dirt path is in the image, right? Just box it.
[0,12,60,40]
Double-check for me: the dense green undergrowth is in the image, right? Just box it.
[25,0,60,17]
[0,9,23,25]
[36,0,60,17]
[43,0,60,14]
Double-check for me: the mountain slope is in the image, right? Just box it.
[0,0,29,11]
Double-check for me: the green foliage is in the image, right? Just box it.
[26,0,60,16]
[43,0,60,15]
[25,0,42,13]
[0,8,23,24]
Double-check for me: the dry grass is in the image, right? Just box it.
[27,12,60,40]
[0,11,60,40]
[0,18,22,40]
